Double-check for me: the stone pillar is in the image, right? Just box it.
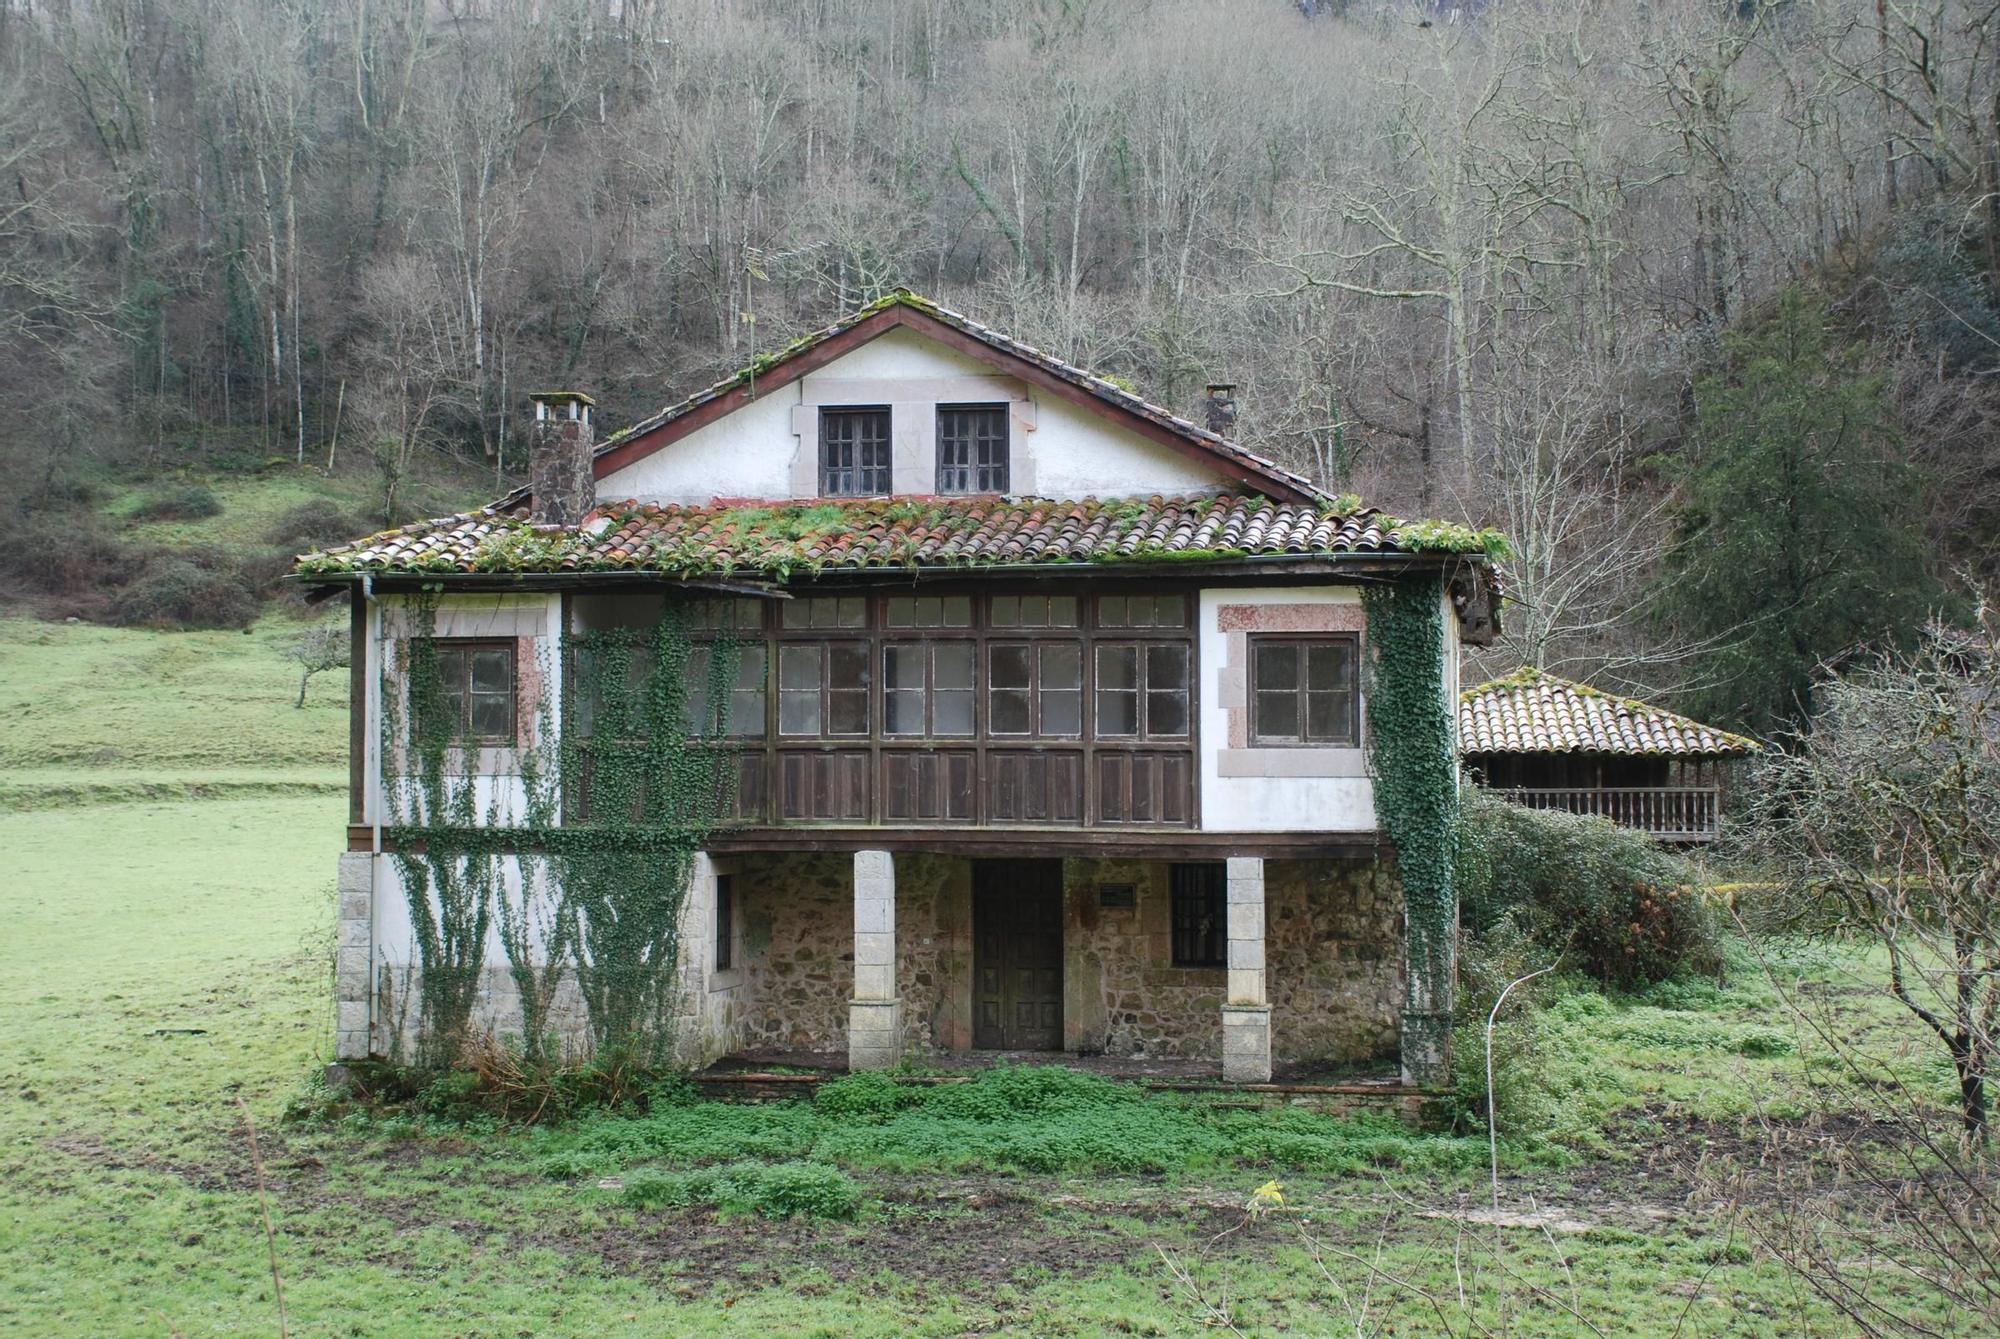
[334,852,374,1060]
[1221,856,1272,1083]
[847,849,903,1071]
[672,852,718,1068]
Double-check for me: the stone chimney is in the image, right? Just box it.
[1204,383,1238,436]
[528,392,596,528]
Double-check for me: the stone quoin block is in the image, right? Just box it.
[1220,1003,1273,1083]
[332,852,375,1061]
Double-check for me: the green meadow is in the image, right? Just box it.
[0,616,1959,1335]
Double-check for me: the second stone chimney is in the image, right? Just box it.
[528,392,596,528]
[1204,382,1238,436]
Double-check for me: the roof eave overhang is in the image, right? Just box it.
[291,548,1487,592]
[1459,745,1754,761]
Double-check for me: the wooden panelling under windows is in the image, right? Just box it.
[1096,752,1193,825]
[777,750,871,822]
[723,752,769,824]
[882,750,977,822]
[986,750,1085,824]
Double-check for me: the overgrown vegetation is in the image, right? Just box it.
[1456,786,1721,990]
[0,460,481,631]
[381,598,738,1068]
[1361,572,1459,1077]
[621,1160,864,1221]
[1738,608,2000,1137]
[526,1066,1487,1186]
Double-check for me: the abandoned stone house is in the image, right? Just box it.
[295,292,1501,1089]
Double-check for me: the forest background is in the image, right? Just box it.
[3,0,1996,734]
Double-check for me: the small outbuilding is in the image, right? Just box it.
[1458,668,1757,843]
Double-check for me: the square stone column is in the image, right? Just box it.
[848,849,903,1071]
[1222,856,1272,1083]
[334,852,374,1060]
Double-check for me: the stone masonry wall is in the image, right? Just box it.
[733,853,854,1051]
[1063,857,1225,1058]
[356,848,1405,1069]
[723,852,1404,1066]
[1266,858,1404,1065]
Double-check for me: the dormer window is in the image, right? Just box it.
[820,406,891,496]
[937,404,1009,494]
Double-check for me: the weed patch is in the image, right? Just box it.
[533,1066,1490,1182]
[622,1160,863,1220]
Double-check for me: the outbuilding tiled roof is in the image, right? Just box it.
[1459,669,1756,758]
[296,493,1494,578]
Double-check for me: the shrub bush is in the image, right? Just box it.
[265,499,367,552]
[0,511,146,599]
[134,484,223,521]
[811,1069,918,1119]
[108,557,261,630]
[1456,785,1721,989]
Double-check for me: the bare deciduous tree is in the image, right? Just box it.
[286,621,351,708]
[1742,601,2000,1136]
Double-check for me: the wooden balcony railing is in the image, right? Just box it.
[1495,786,1720,842]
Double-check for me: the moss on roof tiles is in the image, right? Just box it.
[294,492,1503,579]
[1458,667,1757,757]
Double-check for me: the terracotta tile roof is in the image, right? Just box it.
[296,493,1491,578]
[496,290,1331,510]
[1459,669,1756,758]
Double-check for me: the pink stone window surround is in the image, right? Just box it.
[1215,602,1366,765]
[382,633,543,785]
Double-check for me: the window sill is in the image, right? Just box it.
[1215,747,1367,779]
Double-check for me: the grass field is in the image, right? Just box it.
[0,617,1963,1335]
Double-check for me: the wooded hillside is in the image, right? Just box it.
[2,0,1995,728]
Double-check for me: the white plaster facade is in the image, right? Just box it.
[598,327,1225,505]
[1196,586,1374,832]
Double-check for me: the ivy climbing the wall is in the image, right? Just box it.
[379,593,738,1070]
[555,610,739,1065]
[1361,571,1460,1085]
[379,595,519,1067]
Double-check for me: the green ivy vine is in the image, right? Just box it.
[380,595,739,1069]
[1361,573,1460,1038]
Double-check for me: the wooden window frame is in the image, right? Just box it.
[618,586,1199,830]
[986,638,1086,739]
[1169,862,1225,967]
[1092,640,1191,741]
[686,641,768,739]
[936,402,1010,494]
[882,639,977,738]
[1248,633,1361,747]
[427,638,518,746]
[819,406,891,496]
[777,640,871,738]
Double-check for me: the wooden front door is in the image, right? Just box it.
[973,859,1064,1050]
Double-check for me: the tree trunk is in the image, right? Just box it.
[1958,1049,1987,1140]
